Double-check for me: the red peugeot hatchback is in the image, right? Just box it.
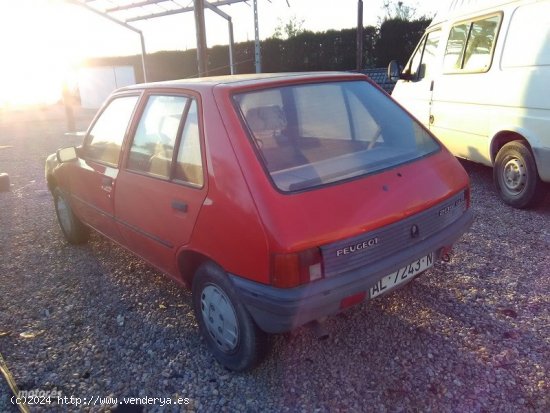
[46,73,473,371]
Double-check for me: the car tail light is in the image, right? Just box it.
[271,248,323,288]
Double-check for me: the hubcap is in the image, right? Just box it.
[200,285,238,353]
[502,158,527,193]
[56,197,72,234]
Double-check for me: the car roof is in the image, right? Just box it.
[117,72,367,93]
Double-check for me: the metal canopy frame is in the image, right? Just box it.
[69,0,265,80]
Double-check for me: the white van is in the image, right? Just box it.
[388,0,550,208]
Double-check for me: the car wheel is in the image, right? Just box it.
[493,141,546,209]
[53,188,90,244]
[192,262,267,371]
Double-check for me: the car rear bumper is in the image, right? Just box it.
[229,209,474,334]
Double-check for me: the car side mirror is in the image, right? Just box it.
[418,63,427,80]
[387,60,402,82]
[57,146,78,163]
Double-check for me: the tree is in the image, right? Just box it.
[375,17,430,66]
[381,1,418,21]
[272,16,306,40]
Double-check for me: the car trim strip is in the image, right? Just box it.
[71,194,174,249]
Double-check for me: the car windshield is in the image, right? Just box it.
[234,80,440,192]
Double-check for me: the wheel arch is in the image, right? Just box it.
[176,249,220,288]
[493,139,547,208]
[490,130,533,164]
[490,130,540,177]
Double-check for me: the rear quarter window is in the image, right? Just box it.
[234,80,440,192]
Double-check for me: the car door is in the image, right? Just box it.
[392,29,441,127]
[114,93,208,277]
[68,94,140,241]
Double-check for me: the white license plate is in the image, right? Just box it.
[370,252,434,299]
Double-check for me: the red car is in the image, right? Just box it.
[46,72,473,371]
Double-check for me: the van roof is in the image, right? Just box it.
[431,0,521,25]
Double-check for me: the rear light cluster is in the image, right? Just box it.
[271,247,323,288]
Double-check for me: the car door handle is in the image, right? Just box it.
[101,176,113,193]
[171,200,188,213]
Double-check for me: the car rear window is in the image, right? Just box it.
[234,80,440,192]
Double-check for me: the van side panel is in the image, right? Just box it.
[498,0,550,180]
[501,2,550,69]
[430,73,494,164]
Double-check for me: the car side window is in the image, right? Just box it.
[174,100,203,187]
[444,14,501,73]
[406,30,441,81]
[86,96,139,166]
[127,95,188,179]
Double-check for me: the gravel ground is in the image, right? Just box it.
[0,105,549,412]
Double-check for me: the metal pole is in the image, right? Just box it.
[228,19,235,74]
[67,0,148,82]
[194,0,208,76]
[356,0,364,71]
[62,84,76,132]
[253,0,261,73]
[139,31,148,82]
[204,2,235,75]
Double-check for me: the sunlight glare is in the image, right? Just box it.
[0,0,82,107]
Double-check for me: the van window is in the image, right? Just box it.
[444,15,501,73]
[444,23,470,71]
[235,81,440,192]
[408,30,441,80]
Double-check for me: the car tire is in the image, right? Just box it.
[493,141,546,209]
[192,262,267,371]
[53,188,90,244]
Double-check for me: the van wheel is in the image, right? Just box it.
[192,263,267,371]
[494,141,546,209]
[53,188,90,244]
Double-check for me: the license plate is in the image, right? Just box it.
[370,252,434,299]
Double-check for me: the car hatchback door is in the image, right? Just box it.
[68,94,140,241]
[114,93,207,277]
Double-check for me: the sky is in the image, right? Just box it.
[0,0,443,106]
[0,0,443,57]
